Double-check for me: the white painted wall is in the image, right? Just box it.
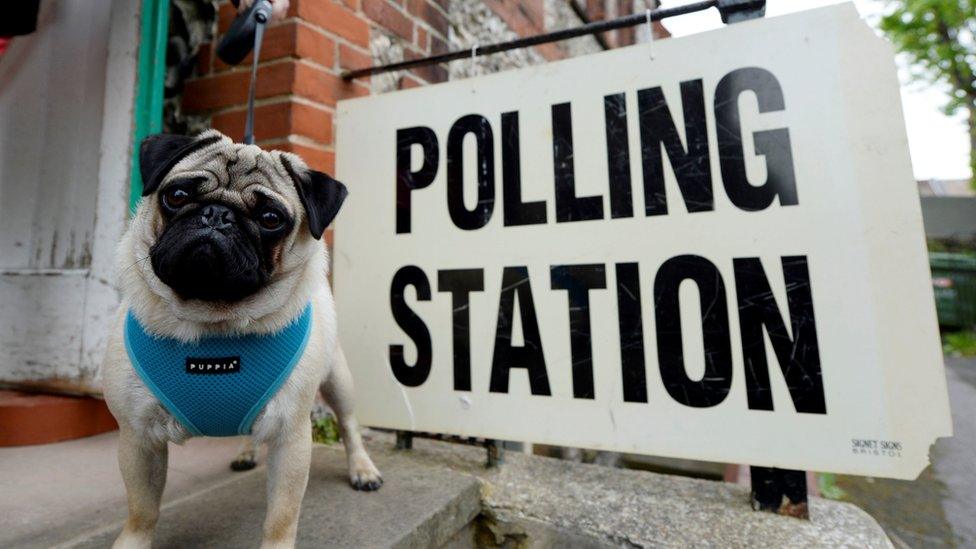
[0,0,140,393]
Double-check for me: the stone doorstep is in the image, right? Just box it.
[63,437,483,549]
[0,390,117,446]
[4,431,891,548]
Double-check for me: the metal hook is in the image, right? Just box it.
[645,9,654,60]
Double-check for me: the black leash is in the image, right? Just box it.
[216,0,273,145]
[243,16,266,145]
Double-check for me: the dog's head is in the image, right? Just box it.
[128,130,345,311]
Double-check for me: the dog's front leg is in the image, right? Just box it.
[261,424,312,549]
[113,428,168,549]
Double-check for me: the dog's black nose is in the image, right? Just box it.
[201,204,236,230]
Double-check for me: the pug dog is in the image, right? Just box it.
[101,130,381,549]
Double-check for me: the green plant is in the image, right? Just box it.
[878,0,976,186]
[312,415,341,444]
[928,237,976,255]
[817,473,848,500]
[942,329,976,356]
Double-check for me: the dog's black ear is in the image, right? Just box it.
[281,156,348,240]
[139,133,222,196]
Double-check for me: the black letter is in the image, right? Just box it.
[551,264,607,399]
[447,114,495,230]
[502,111,547,226]
[438,269,485,391]
[733,256,826,414]
[389,266,432,387]
[615,262,647,403]
[714,68,798,211]
[552,102,604,222]
[638,80,712,216]
[654,255,733,407]
[396,127,438,234]
[489,267,551,395]
[604,93,633,219]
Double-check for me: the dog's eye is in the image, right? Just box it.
[258,210,283,230]
[162,187,191,210]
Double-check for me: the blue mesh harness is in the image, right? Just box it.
[124,304,312,437]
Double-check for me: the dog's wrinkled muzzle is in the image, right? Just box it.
[150,203,268,303]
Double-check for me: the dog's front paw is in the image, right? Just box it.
[348,453,383,491]
[230,456,257,471]
[112,529,153,549]
[230,447,257,471]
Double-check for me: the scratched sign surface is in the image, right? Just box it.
[335,4,951,478]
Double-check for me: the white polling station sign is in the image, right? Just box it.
[334,3,951,479]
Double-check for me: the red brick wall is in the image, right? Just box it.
[188,0,486,173]
[188,0,658,170]
[186,0,662,245]
[190,1,372,175]
[187,0,478,245]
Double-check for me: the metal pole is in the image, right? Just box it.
[341,0,736,80]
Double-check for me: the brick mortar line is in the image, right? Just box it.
[269,134,334,151]
[205,56,346,79]
[258,139,335,155]
[288,17,374,59]
[424,0,451,20]
[295,57,343,77]
[406,0,452,42]
[411,19,450,44]
[393,2,451,44]
[206,23,368,77]
[306,66,369,94]
[206,94,337,118]
[191,56,295,78]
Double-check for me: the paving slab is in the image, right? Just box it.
[482,447,891,548]
[389,437,893,548]
[62,438,481,549]
[0,432,248,548]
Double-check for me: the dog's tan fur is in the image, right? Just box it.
[101,131,380,549]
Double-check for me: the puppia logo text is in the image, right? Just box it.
[851,439,902,458]
[185,356,241,374]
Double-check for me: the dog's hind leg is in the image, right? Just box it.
[320,345,383,491]
[231,436,259,471]
[112,428,168,549]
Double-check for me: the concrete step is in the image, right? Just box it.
[1,433,246,548]
[1,432,481,549]
[1,430,891,548]
[74,443,480,548]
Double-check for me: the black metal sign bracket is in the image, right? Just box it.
[341,0,768,80]
[716,0,767,24]
[395,430,504,468]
